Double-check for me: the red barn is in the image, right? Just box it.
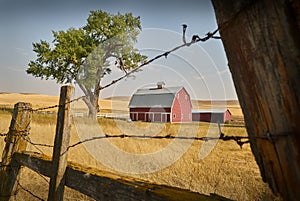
[128,83,192,123]
[192,109,231,123]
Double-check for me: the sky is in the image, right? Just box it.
[0,0,237,100]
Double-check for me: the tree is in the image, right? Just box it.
[27,10,147,118]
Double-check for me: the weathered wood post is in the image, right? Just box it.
[0,102,32,201]
[212,0,300,200]
[48,85,74,201]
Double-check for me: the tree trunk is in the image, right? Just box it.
[89,89,100,119]
[212,0,300,200]
[78,82,100,119]
[77,65,103,119]
[83,92,99,119]
[87,66,102,119]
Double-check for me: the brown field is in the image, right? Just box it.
[0,93,280,200]
[0,93,243,117]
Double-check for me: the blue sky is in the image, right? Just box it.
[0,0,237,100]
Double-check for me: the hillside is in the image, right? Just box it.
[0,93,243,119]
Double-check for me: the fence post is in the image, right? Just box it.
[0,102,32,201]
[212,1,300,199]
[48,86,74,201]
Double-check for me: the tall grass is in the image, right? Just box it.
[0,111,280,201]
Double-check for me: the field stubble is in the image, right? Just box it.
[0,111,279,201]
[0,95,279,200]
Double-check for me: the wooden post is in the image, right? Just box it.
[48,86,74,201]
[212,0,300,200]
[15,152,223,201]
[0,102,32,201]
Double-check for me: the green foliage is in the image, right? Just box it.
[27,10,147,117]
[27,10,146,86]
[27,28,90,83]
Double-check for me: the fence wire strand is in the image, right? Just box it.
[27,95,86,113]
[0,2,281,200]
[0,99,261,201]
[16,179,45,201]
[11,1,257,116]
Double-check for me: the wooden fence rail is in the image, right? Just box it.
[14,152,221,201]
[0,86,229,201]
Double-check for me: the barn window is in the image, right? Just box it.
[173,114,176,118]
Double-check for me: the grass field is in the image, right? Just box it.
[0,93,280,200]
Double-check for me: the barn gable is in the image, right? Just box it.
[128,85,192,123]
[171,87,192,122]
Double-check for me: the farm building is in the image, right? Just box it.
[192,109,231,123]
[128,82,192,123]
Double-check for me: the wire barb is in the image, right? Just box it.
[99,24,221,91]
[65,132,253,150]
[27,95,86,112]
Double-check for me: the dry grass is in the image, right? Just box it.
[0,94,280,201]
[0,93,128,114]
[0,93,59,111]
[0,93,241,116]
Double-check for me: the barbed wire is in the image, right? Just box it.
[25,95,86,113]
[98,1,259,92]
[64,132,251,152]
[64,132,258,150]
[22,136,54,148]
[65,130,289,152]
[0,2,282,200]
[13,26,220,114]
[0,116,48,201]
[1,112,288,153]
[0,157,47,201]
[16,180,45,201]
[99,26,221,91]
[22,136,47,155]
[11,30,234,117]
[0,0,260,124]
[0,1,257,115]
[1,126,286,200]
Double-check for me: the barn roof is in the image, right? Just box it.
[128,87,183,108]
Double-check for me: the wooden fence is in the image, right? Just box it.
[212,1,300,200]
[0,86,228,201]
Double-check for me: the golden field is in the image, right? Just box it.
[0,93,279,201]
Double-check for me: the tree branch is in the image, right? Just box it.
[82,96,95,113]
[77,81,89,97]
[99,26,221,91]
